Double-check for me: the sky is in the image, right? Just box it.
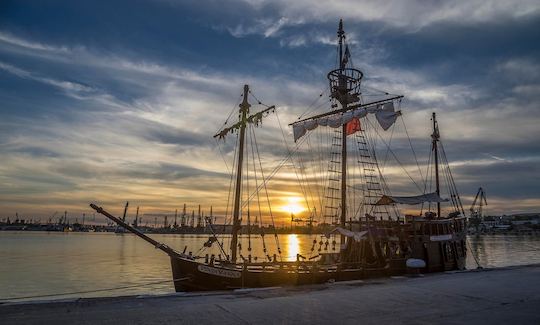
[0,0,539,224]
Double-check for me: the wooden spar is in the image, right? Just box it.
[90,203,179,256]
[213,105,275,139]
[289,95,403,126]
[230,84,250,263]
[432,112,441,218]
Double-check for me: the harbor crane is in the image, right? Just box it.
[470,187,487,231]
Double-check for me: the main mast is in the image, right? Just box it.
[328,19,363,228]
[230,85,250,262]
[338,20,347,229]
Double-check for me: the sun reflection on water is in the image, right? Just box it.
[286,234,300,260]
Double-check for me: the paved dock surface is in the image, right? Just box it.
[2,265,539,324]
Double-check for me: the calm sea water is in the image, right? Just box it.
[1,231,539,302]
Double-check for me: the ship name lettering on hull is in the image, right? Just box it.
[197,265,242,278]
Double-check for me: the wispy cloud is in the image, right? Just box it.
[236,0,540,29]
[0,61,96,95]
[0,31,72,53]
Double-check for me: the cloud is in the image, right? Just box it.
[0,61,96,96]
[226,17,293,38]
[236,0,540,29]
[0,31,71,53]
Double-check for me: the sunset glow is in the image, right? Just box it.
[280,197,306,215]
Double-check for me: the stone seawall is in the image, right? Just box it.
[2,265,539,324]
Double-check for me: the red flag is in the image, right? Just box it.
[345,117,361,136]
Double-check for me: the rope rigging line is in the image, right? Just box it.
[235,92,313,212]
[361,84,397,96]
[380,120,396,173]
[440,141,466,215]
[242,131,309,208]
[217,131,240,253]
[352,131,367,219]
[466,237,483,269]
[296,87,330,120]
[304,135,322,219]
[215,138,232,174]
[246,125,252,253]
[249,126,269,258]
[400,113,424,184]
[213,89,250,175]
[307,132,321,218]
[223,132,239,229]
[364,117,392,218]
[250,123,282,258]
[365,117,423,193]
[249,85,329,218]
[215,93,244,135]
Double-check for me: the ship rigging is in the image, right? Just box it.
[91,20,468,291]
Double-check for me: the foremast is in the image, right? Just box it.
[230,85,250,263]
[214,85,275,263]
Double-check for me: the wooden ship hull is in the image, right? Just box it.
[169,217,466,291]
[170,257,389,291]
[91,203,466,292]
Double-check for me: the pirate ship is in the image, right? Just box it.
[91,20,467,291]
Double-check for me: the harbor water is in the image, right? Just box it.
[1,232,539,302]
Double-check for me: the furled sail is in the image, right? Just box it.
[375,192,448,206]
[292,102,400,142]
[214,105,275,139]
[326,227,368,242]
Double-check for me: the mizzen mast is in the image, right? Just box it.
[431,112,441,218]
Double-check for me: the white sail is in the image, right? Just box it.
[292,102,400,142]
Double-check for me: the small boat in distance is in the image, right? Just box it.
[91,20,467,291]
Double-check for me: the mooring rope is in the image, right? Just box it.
[0,277,189,302]
[466,237,483,269]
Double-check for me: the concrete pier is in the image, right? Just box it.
[2,264,539,324]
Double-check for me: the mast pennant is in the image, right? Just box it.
[292,100,400,142]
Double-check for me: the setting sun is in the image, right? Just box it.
[280,197,306,215]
